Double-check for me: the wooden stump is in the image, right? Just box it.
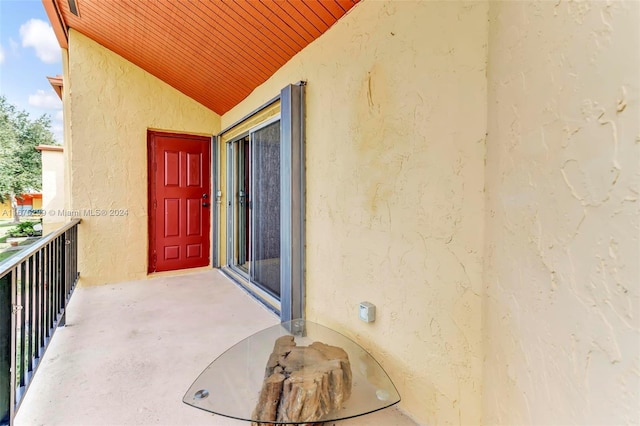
[252,335,352,426]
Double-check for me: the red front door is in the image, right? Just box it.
[148,131,211,272]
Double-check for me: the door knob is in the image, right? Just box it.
[202,202,210,207]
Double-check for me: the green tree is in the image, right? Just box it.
[0,96,57,223]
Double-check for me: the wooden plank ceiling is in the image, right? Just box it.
[46,0,360,115]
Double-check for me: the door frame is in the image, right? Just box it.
[147,130,214,273]
[226,133,251,276]
[218,83,305,322]
[226,116,281,291]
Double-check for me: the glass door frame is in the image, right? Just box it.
[227,133,250,276]
[220,83,305,322]
[226,116,281,303]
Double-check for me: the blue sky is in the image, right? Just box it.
[0,0,63,143]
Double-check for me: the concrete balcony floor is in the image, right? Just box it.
[15,270,416,426]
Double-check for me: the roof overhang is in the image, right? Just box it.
[42,0,360,115]
[47,75,64,99]
[36,144,64,152]
[42,0,68,49]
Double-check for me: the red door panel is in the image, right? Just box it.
[148,131,211,272]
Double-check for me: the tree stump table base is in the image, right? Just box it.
[251,335,353,426]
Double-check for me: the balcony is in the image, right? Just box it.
[5,240,414,425]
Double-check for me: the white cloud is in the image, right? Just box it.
[28,89,62,109]
[28,94,65,143]
[0,44,4,64]
[51,122,64,144]
[19,19,60,64]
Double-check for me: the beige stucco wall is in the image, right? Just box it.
[40,147,65,233]
[62,48,72,213]
[484,1,640,424]
[66,30,220,286]
[0,200,12,219]
[223,2,488,424]
[60,0,640,423]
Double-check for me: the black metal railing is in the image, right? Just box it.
[0,219,80,425]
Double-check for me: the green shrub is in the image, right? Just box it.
[6,221,41,238]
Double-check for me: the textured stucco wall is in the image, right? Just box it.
[41,149,64,219]
[222,2,488,424]
[62,0,639,423]
[41,148,65,233]
[484,1,640,424]
[67,31,220,286]
[62,48,72,213]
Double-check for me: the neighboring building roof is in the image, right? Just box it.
[15,193,42,204]
[36,144,64,152]
[47,75,64,100]
[42,0,360,115]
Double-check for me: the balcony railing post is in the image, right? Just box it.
[45,243,52,338]
[18,263,25,390]
[59,235,67,328]
[0,273,11,424]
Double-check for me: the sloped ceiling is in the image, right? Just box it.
[44,0,360,114]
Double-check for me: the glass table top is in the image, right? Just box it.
[183,320,401,424]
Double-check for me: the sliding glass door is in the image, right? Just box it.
[250,120,281,297]
[229,119,281,298]
[232,136,250,273]
[222,81,305,320]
